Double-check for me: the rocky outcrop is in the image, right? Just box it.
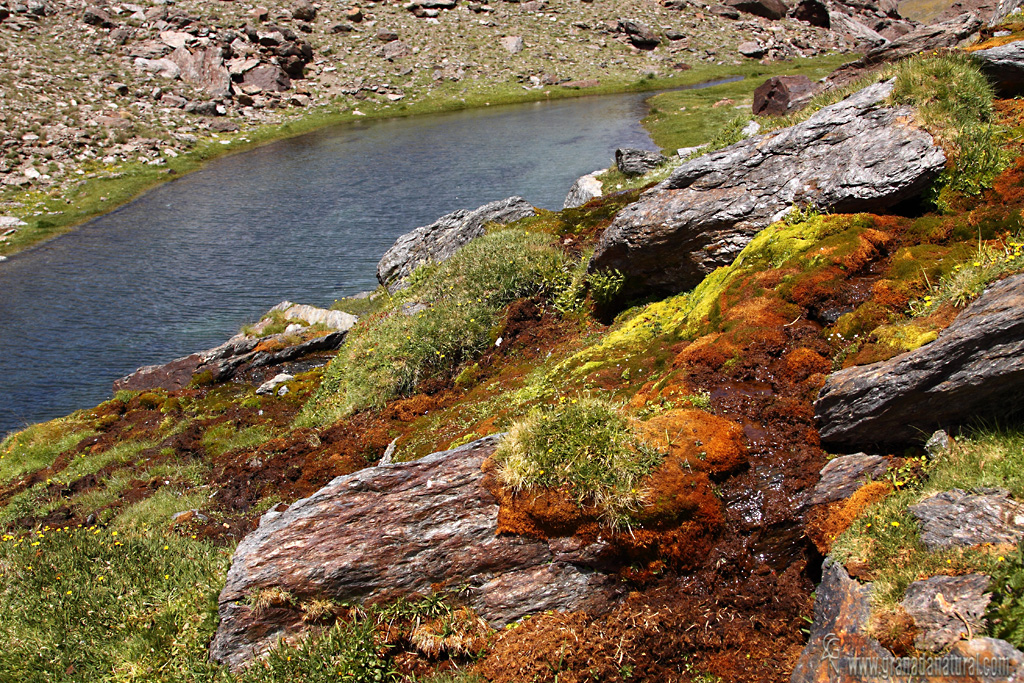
[617,19,660,49]
[169,46,232,99]
[209,435,620,670]
[815,274,1024,446]
[615,148,668,176]
[973,40,1024,97]
[752,74,820,116]
[726,0,789,20]
[247,301,357,336]
[589,81,945,298]
[791,0,830,27]
[807,454,890,506]
[563,169,605,209]
[376,196,537,291]
[901,574,991,651]
[909,488,1024,550]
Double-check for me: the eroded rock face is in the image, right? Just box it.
[376,196,537,291]
[815,274,1024,447]
[909,488,1024,550]
[209,436,620,670]
[973,40,1024,97]
[589,81,945,298]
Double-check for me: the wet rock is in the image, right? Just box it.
[208,436,620,670]
[563,169,605,209]
[725,0,789,20]
[83,6,115,28]
[815,274,1024,446]
[902,574,990,651]
[790,0,830,27]
[973,40,1024,97]
[618,19,660,49]
[500,35,524,53]
[614,147,667,176]
[791,558,895,683]
[807,454,890,506]
[589,81,945,298]
[241,65,292,92]
[752,74,820,116]
[377,196,536,291]
[909,488,1024,551]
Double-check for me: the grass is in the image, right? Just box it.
[0,417,94,482]
[300,228,567,425]
[493,396,664,530]
[831,428,1024,611]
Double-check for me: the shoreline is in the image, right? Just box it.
[0,56,850,263]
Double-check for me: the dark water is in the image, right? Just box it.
[0,88,701,436]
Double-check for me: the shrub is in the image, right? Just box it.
[493,397,664,530]
[301,229,566,425]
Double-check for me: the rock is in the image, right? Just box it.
[815,274,1024,446]
[827,11,888,49]
[83,6,115,28]
[560,79,601,89]
[563,169,605,209]
[791,558,895,683]
[807,454,890,506]
[376,28,399,42]
[159,30,192,49]
[618,19,660,49]
[241,65,292,93]
[113,353,205,393]
[329,21,354,33]
[256,373,293,395]
[589,81,945,298]
[0,217,27,228]
[249,301,358,336]
[711,4,741,18]
[973,40,1024,97]
[382,41,411,60]
[291,2,316,21]
[500,35,524,53]
[738,41,766,57]
[614,147,668,176]
[343,6,364,21]
[725,0,788,20]
[208,436,620,670]
[909,488,1024,551]
[134,57,181,80]
[377,196,536,291]
[169,47,232,99]
[948,638,1024,678]
[752,74,820,116]
[790,0,829,27]
[901,574,990,651]
[924,430,951,459]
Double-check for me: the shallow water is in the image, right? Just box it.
[0,86,714,435]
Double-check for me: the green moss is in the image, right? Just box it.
[200,424,271,458]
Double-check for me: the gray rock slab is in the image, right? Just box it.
[808,453,890,506]
[563,169,605,209]
[973,40,1024,97]
[909,488,1024,551]
[902,574,991,651]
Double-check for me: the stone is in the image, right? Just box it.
[924,430,951,459]
[563,169,605,209]
[752,74,820,116]
[329,21,354,33]
[241,65,292,93]
[827,11,888,49]
[500,35,524,53]
[168,47,232,98]
[291,2,316,21]
[376,28,399,42]
[973,40,1024,97]
[377,196,536,291]
[0,217,27,228]
[790,0,829,27]
[134,57,181,80]
[560,79,601,89]
[790,558,895,683]
[159,30,192,49]
[251,301,358,336]
[343,6,364,21]
[711,4,741,18]
[815,274,1024,446]
[725,0,788,20]
[589,81,945,299]
[807,454,890,506]
[901,574,990,651]
[208,436,620,670]
[256,373,293,395]
[738,41,766,58]
[83,6,115,28]
[614,147,667,176]
[382,41,411,60]
[909,488,1024,551]
[618,19,660,49]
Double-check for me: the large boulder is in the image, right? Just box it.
[752,74,820,116]
[168,46,232,98]
[815,274,1024,447]
[617,19,661,49]
[563,169,605,209]
[209,436,620,670]
[241,65,292,93]
[901,574,991,651]
[615,147,668,176]
[973,40,1024,97]
[376,196,536,291]
[790,0,830,27]
[588,81,945,298]
[725,0,789,19]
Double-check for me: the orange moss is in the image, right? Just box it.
[870,279,912,311]
[637,409,747,477]
[782,347,831,383]
[805,481,892,554]
[672,333,735,371]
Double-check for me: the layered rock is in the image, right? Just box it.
[815,274,1024,446]
[806,453,890,506]
[376,196,537,291]
[589,81,945,297]
[972,40,1024,97]
[909,488,1024,550]
[209,436,619,670]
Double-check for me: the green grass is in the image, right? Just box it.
[493,396,664,530]
[200,424,273,458]
[300,228,567,426]
[0,418,95,483]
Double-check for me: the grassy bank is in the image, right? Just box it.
[0,55,849,261]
